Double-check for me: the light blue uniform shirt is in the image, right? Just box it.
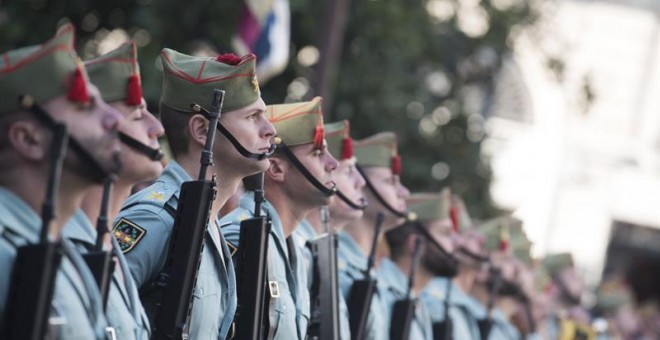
[0,187,107,339]
[377,258,434,340]
[489,309,521,340]
[293,219,351,339]
[337,231,388,340]
[112,160,236,340]
[220,191,310,340]
[63,209,150,339]
[421,277,484,339]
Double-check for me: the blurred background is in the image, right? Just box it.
[1,0,658,324]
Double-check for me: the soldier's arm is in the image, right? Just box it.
[112,207,173,288]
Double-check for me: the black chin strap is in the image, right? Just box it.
[20,95,117,182]
[277,142,337,197]
[118,132,164,161]
[409,221,460,267]
[356,164,407,218]
[457,246,490,263]
[194,104,276,160]
[335,189,367,210]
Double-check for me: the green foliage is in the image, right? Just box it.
[0,0,541,218]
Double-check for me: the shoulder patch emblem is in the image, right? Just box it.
[112,218,146,253]
[226,241,238,257]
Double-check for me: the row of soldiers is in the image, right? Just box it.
[0,23,603,339]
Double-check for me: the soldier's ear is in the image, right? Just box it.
[187,114,209,148]
[7,119,48,162]
[265,157,286,183]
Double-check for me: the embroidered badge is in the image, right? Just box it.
[251,76,259,93]
[226,241,238,257]
[238,213,249,222]
[147,191,166,201]
[112,218,146,253]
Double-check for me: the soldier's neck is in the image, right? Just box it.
[81,179,134,226]
[177,154,241,219]
[496,296,519,319]
[343,216,379,257]
[264,188,313,238]
[471,282,490,307]
[454,267,476,292]
[415,266,434,295]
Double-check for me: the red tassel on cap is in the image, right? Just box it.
[450,206,459,232]
[68,67,90,104]
[126,74,142,106]
[341,138,353,160]
[215,53,243,65]
[313,125,325,150]
[391,155,402,175]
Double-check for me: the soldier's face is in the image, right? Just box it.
[217,98,275,173]
[43,84,122,182]
[362,167,410,228]
[329,158,366,227]
[286,141,338,206]
[111,99,164,183]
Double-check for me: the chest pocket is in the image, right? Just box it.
[189,245,221,337]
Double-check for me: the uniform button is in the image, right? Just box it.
[199,288,204,295]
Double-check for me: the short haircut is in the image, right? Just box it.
[159,102,191,158]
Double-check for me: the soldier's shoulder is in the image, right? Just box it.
[122,180,178,211]
[219,206,253,250]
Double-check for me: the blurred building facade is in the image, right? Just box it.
[483,0,660,302]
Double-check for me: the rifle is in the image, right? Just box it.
[389,235,424,340]
[83,179,116,309]
[431,281,453,340]
[477,267,502,340]
[307,206,340,340]
[2,116,68,339]
[151,89,224,339]
[347,212,384,340]
[233,172,272,340]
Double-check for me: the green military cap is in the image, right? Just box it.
[159,48,260,113]
[266,97,325,147]
[85,42,142,105]
[476,216,510,252]
[0,23,90,114]
[542,252,574,276]
[406,188,451,222]
[353,131,402,175]
[325,120,354,161]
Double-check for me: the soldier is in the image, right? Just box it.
[417,190,485,340]
[543,252,595,340]
[61,42,163,339]
[113,49,275,339]
[220,97,338,340]
[293,119,367,339]
[470,217,522,339]
[0,24,122,338]
[338,131,410,339]
[380,191,458,339]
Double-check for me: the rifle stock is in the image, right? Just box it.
[347,212,384,340]
[234,172,272,340]
[2,121,68,340]
[307,206,340,340]
[151,90,224,339]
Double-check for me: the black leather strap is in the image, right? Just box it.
[356,164,407,218]
[277,143,336,197]
[118,132,164,161]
